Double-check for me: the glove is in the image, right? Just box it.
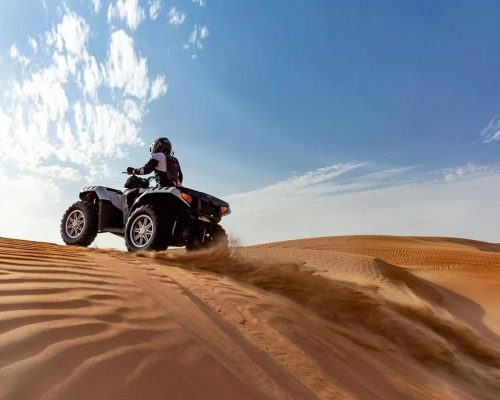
[127,167,135,175]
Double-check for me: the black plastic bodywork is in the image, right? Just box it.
[79,184,230,245]
[178,187,229,222]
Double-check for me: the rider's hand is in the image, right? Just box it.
[126,167,135,175]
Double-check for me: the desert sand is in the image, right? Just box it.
[0,235,499,399]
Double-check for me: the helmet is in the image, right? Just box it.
[150,137,172,154]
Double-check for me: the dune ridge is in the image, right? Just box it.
[0,235,499,399]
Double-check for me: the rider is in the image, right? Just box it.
[127,137,183,187]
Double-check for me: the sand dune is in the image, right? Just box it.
[0,236,499,399]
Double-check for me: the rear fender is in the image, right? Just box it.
[129,187,191,217]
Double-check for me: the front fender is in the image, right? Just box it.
[80,186,112,202]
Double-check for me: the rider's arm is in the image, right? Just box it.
[133,158,158,175]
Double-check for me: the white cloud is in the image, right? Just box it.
[46,12,90,57]
[481,115,500,142]
[192,0,206,6]
[107,0,146,31]
[10,44,19,58]
[9,44,30,66]
[106,29,150,99]
[184,24,209,50]
[71,102,143,160]
[91,0,101,13]
[1,9,166,181]
[442,163,495,182]
[85,163,111,182]
[82,52,104,97]
[224,163,500,245]
[29,37,38,53]
[63,27,86,54]
[38,165,82,181]
[149,0,161,20]
[123,98,145,122]
[150,74,168,100]
[168,7,186,25]
[200,25,209,39]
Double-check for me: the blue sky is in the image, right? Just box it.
[157,0,500,189]
[0,0,499,246]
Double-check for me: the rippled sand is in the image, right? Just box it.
[0,235,499,399]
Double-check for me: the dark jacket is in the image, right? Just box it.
[133,152,183,187]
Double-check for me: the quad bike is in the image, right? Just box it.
[60,174,231,252]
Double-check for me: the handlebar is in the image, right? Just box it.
[122,173,181,187]
[122,172,155,182]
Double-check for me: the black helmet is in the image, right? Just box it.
[150,137,172,154]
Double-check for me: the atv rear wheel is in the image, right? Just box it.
[60,201,98,247]
[187,224,228,251]
[125,205,172,252]
[211,225,229,249]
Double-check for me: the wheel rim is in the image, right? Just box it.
[65,210,86,238]
[130,215,154,248]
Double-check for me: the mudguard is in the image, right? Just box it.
[80,186,128,233]
[80,186,127,213]
[129,186,191,216]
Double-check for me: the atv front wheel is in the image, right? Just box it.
[60,201,98,246]
[125,205,171,252]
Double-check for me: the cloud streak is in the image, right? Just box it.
[224,163,500,245]
[481,116,500,142]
